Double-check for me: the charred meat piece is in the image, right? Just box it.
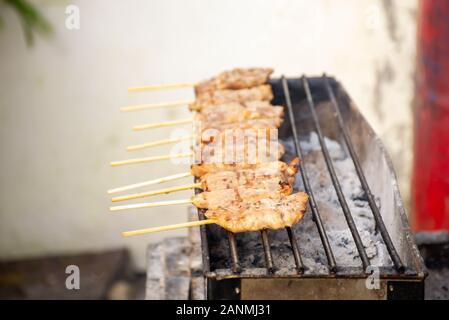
[195,102,284,124]
[190,85,273,111]
[191,158,299,178]
[198,158,298,191]
[205,192,309,233]
[198,117,283,132]
[192,185,293,210]
[194,68,273,95]
[199,127,279,144]
[197,141,285,164]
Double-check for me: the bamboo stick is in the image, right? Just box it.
[126,134,193,151]
[128,82,196,92]
[111,183,201,202]
[110,198,192,212]
[120,99,194,112]
[121,219,216,237]
[133,118,193,131]
[107,172,192,194]
[110,152,193,167]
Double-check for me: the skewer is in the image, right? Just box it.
[110,152,193,167]
[111,183,200,202]
[128,82,197,92]
[127,134,193,151]
[122,219,216,237]
[112,161,298,201]
[110,198,192,212]
[133,118,193,131]
[121,99,194,112]
[107,172,192,194]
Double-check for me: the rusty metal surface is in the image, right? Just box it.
[241,278,388,300]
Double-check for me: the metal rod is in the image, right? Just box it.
[197,210,211,273]
[227,231,241,273]
[286,227,305,274]
[260,230,275,273]
[323,75,405,273]
[301,76,371,271]
[281,76,337,273]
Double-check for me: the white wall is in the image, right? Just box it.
[0,0,417,270]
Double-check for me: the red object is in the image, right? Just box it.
[413,0,449,230]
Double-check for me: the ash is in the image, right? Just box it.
[208,133,393,275]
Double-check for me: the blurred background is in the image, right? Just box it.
[0,0,447,299]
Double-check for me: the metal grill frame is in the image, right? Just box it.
[196,76,426,300]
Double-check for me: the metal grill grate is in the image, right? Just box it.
[197,76,424,291]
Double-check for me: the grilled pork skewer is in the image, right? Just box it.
[111,160,299,202]
[198,159,298,190]
[110,185,294,212]
[132,110,283,132]
[107,158,299,194]
[127,126,278,151]
[111,177,293,203]
[194,68,274,94]
[190,85,273,112]
[111,153,299,205]
[205,192,308,233]
[111,141,285,167]
[132,116,283,132]
[124,68,274,112]
[121,192,308,236]
[196,102,283,123]
[127,126,279,151]
[127,67,273,94]
[191,158,297,177]
[122,89,277,114]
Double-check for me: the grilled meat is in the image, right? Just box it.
[205,192,309,233]
[191,158,299,178]
[195,102,284,124]
[198,158,299,190]
[194,68,273,95]
[197,141,285,164]
[189,85,273,111]
[199,127,279,144]
[198,118,283,132]
[192,186,293,210]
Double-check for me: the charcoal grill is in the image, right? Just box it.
[195,75,427,300]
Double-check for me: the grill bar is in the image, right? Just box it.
[227,231,241,273]
[197,211,211,273]
[302,76,371,271]
[281,76,338,273]
[322,75,405,273]
[261,230,275,273]
[286,227,305,273]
